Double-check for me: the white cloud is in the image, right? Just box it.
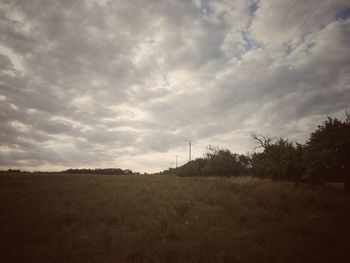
[0,0,349,172]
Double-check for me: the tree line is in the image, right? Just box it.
[168,112,350,190]
[61,168,136,175]
[1,168,138,175]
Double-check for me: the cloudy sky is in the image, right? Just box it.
[0,0,349,172]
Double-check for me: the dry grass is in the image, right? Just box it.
[1,173,350,262]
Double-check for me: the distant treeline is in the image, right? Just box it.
[165,112,350,190]
[60,168,136,175]
[1,168,140,175]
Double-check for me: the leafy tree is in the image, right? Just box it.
[175,145,246,177]
[201,145,243,176]
[251,135,305,185]
[251,112,350,189]
[238,154,252,173]
[305,113,350,190]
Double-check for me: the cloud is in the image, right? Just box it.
[0,0,349,172]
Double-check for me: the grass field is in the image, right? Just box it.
[1,174,350,263]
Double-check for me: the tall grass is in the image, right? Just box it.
[0,174,350,262]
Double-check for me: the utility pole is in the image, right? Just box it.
[175,155,179,168]
[185,139,192,162]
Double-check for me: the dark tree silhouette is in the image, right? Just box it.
[175,145,246,177]
[251,132,277,150]
[251,137,305,186]
[306,112,350,190]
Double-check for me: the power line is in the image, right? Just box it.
[255,0,326,83]
[229,0,327,108]
[228,0,289,98]
[236,0,277,89]
[288,0,327,43]
[261,0,277,23]
[254,0,277,34]
[229,0,306,109]
[269,0,299,44]
[245,0,327,92]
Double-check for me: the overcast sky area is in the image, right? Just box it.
[0,0,349,172]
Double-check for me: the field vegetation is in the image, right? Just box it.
[1,174,350,262]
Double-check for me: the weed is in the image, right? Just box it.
[102,233,113,251]
[160,217,168,233]
[175,202,191,217]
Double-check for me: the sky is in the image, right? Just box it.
[0,0,349,173]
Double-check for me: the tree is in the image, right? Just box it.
[175,158,207,177]
[251,135,305,185]
[305,113,350,190]
[201,145,243,176]
[175,145,246,177]
[251,132,277,150]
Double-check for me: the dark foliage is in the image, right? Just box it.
[251,137,305,185]
[201,146,246,176]
[305,113,350,189]
[250,112,350,188]
[172,112,350,188]
[175,146,248,177]
[175,158,207,177]
[61,168,134,175]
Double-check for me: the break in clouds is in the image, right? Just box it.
[0,0,349,172]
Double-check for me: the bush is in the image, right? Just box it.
[175,158,207,177]
[175,146,246,177]
[251,138,305,184]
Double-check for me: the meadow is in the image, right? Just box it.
[1,174,350,263]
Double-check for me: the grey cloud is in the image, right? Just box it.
[34,119,79,135]
[0,53,13,70]
[83,128,138,145]
[0,0,349,172]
